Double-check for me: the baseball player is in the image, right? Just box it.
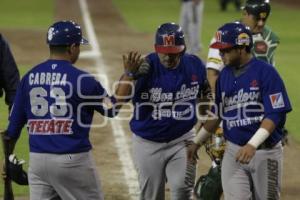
[130,22,210,200]
[0,33,20,111]
[0,33,20,199]
[207,0,278,93]
[219,0,242,11]
[190,22,292,199]
[179,0,204,55]
[2,20,142,200]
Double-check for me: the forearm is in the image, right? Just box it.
[193,118,221,145]
[1,131,17,156]
[207,69,219,94]
[198,95,210,118]
[114,74,135,104]
[247,118,276,148]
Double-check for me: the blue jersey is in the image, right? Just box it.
[130,53,207,142]
[215,58,292,146]
[7,60,113,153]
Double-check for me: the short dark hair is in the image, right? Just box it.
[49,44,80,53]
[49,45,70,53]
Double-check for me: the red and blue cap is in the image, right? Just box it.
[210,22,253,50]
[154,22,185,54]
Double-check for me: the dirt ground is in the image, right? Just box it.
[1,0,299,199]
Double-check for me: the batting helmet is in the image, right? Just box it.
[210,22,253,50]
[47,20,88,46]
[154,22,185,54]
[243,0,271,20]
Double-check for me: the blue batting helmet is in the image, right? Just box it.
[154,22,185,54]
[47,20,88,45]
[210,22,253,50]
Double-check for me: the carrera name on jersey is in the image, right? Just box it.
[29,72,67,86]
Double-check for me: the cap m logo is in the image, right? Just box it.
[163,34,175,46]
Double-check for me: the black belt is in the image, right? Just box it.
[257,141,280,150]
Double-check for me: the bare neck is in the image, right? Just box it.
[239,53,252,67]
[49,53,72,62]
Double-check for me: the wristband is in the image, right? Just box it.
[124,70,135,78]
[247,128,270,149]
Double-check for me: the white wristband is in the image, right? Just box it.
[193,127,211,145]
[247,128,270,149]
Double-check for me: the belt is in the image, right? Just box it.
[257,141,280,150]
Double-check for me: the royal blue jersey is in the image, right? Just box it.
[215,58,292,146]
[7,60,113,153]
[130,53,207,142]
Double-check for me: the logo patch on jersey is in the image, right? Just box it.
[237,33,250,46]
[250,80,259,90]
[163,34,175,46]
[254,41,268,54]
[269,93,285,109]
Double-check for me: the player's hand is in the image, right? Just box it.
[187,141,201,164]
[235,144,256,164]
[122,51,143,77]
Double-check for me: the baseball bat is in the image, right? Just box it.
[1,131,14,200]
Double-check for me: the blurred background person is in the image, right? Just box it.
[0,33,20,113]
[180,0,204,55]
[219,0,242,11]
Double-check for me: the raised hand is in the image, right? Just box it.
[122,51,143,76]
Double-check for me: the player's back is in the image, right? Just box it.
[9,59,107,153]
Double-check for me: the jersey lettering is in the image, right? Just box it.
[27,119,73,135]
[222,89,260,112]
[29,72,67,86]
